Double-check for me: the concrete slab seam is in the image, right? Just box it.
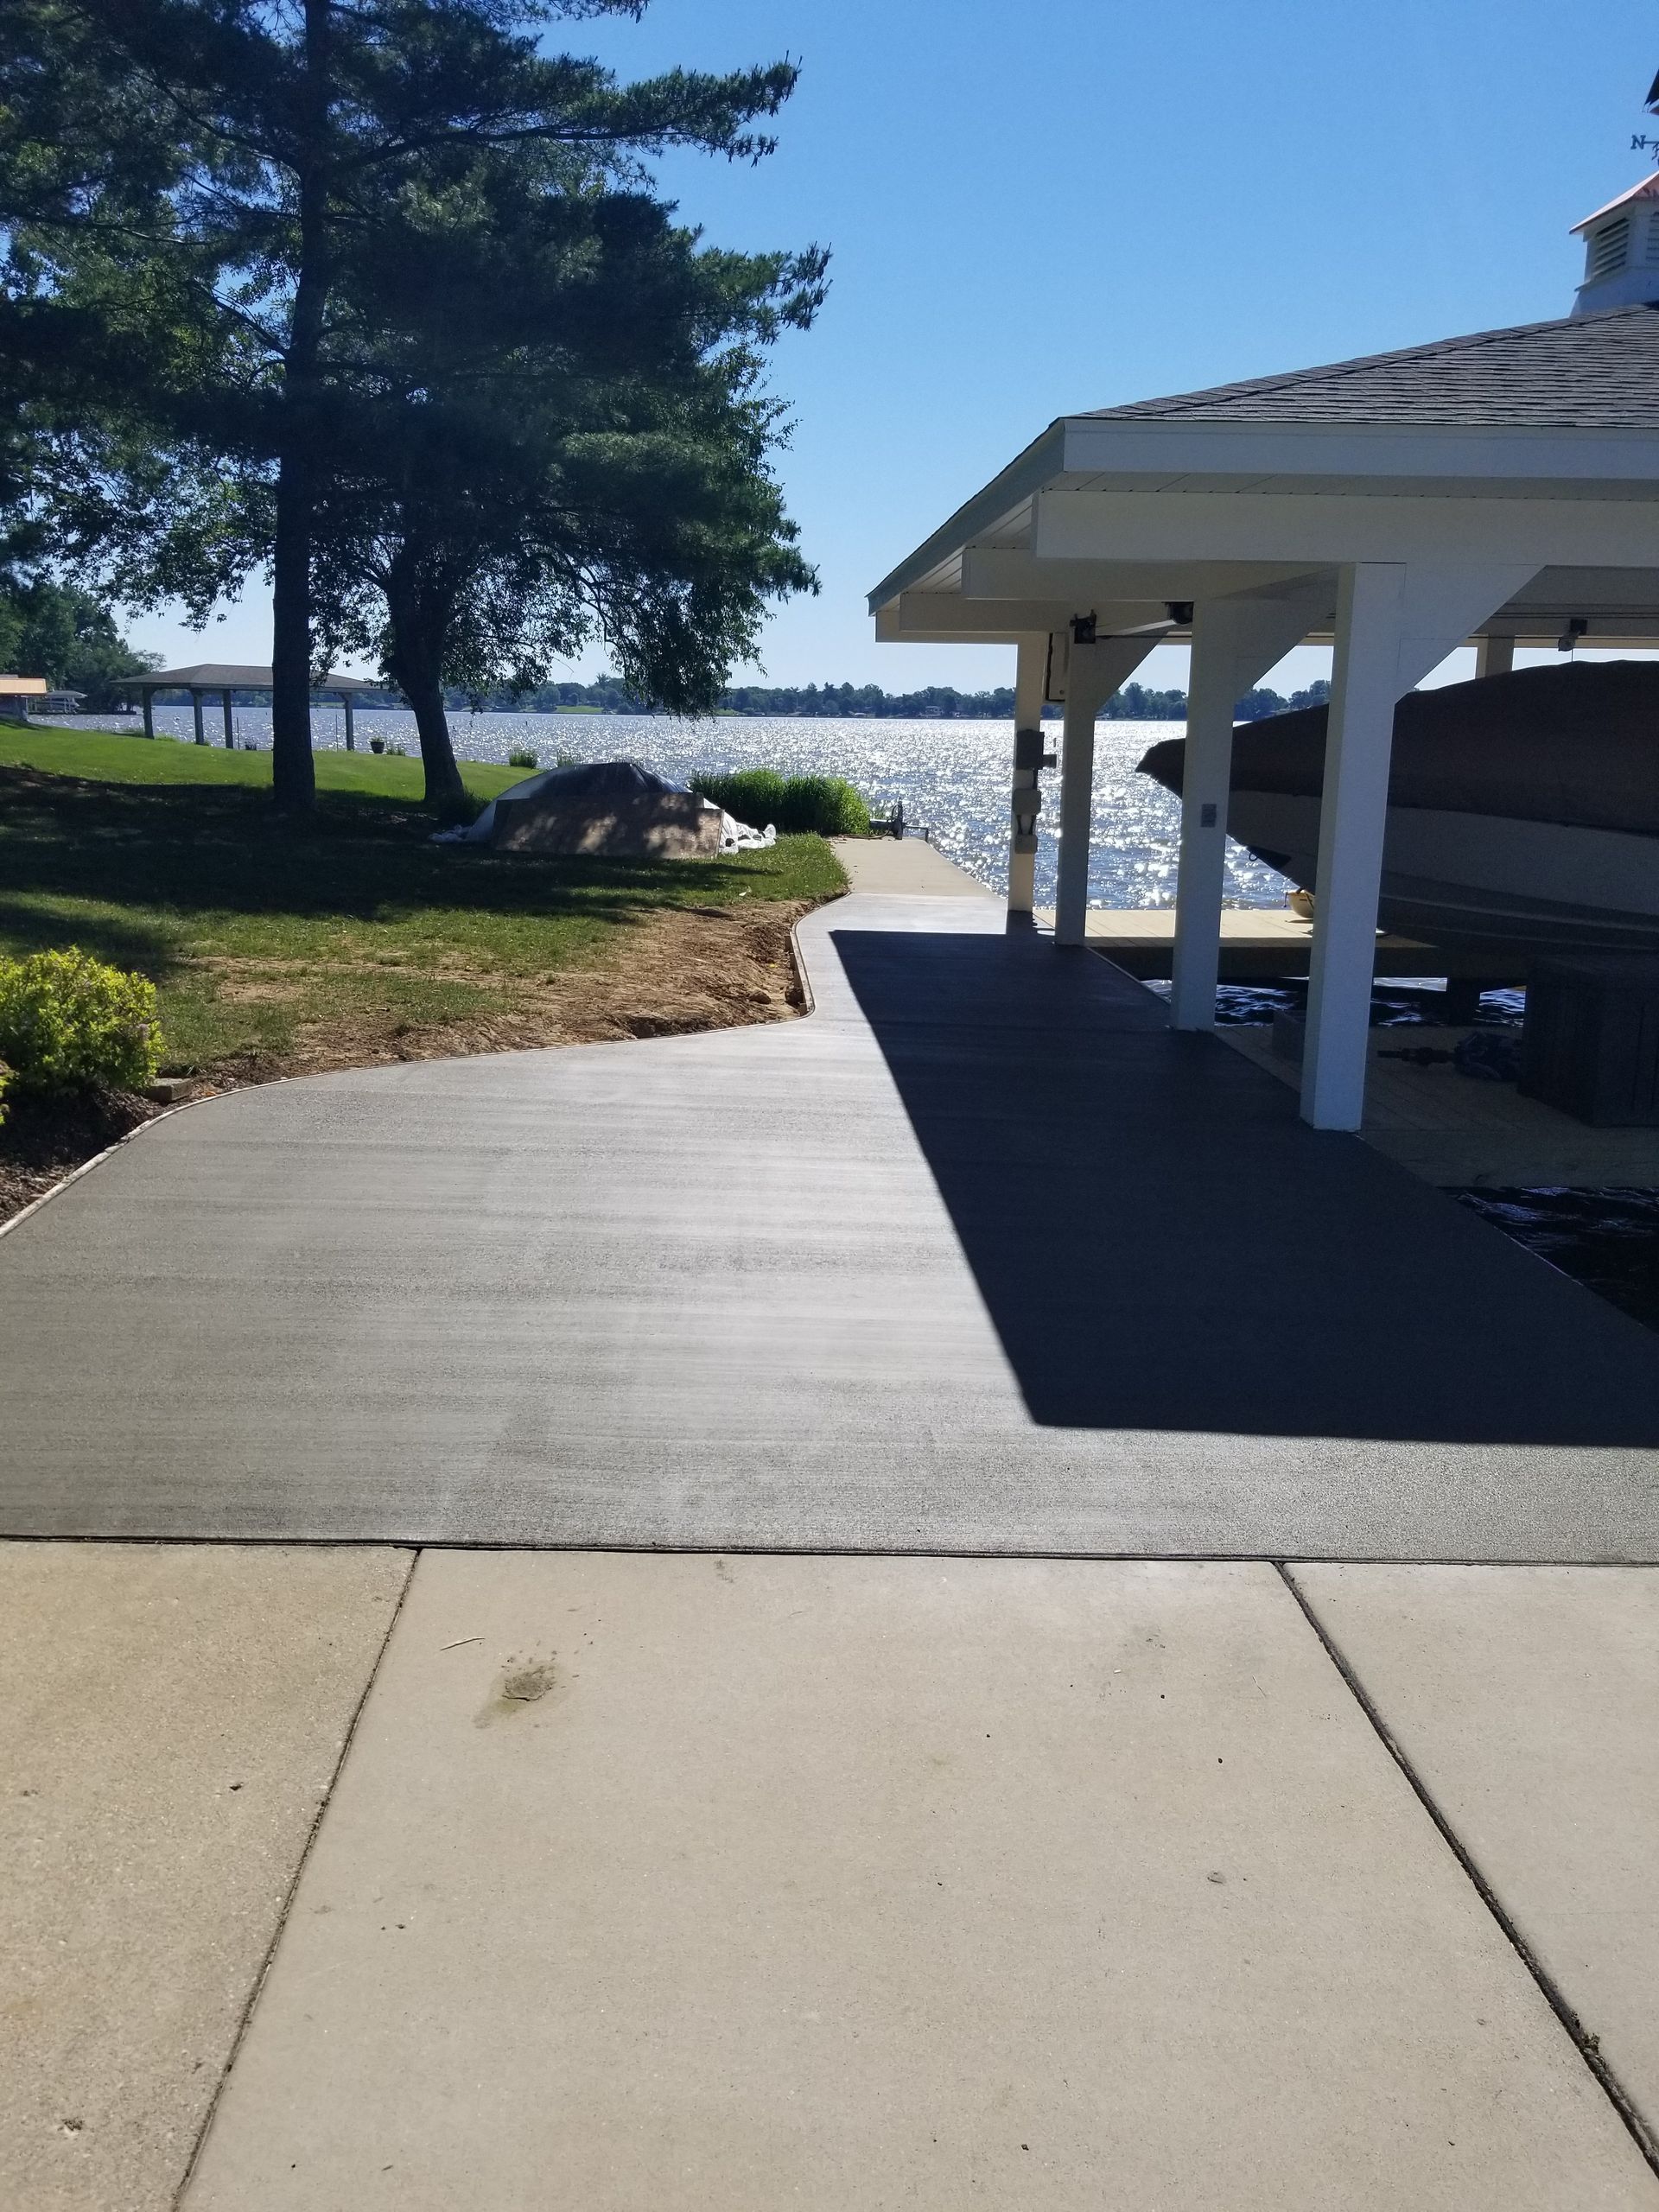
[2,1531,1656,1568]
[171,1546,421,2209]
[1276,1560,1659,2179]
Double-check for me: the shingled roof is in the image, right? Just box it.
[1084,304,1659,430]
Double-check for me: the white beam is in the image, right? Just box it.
[1007,638,1050,917]
[1055,415,1659,491]
[1168,584,1334,1030]
[1053,635,1162,947]
[1301,562,1537,1130]
[1474,632,1516,677]
[962,545,1323,609]
[877,593,1080,640]
[1035,488,1659,572]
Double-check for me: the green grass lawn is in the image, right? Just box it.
[0,720,530,801]
[0,727,844,1076]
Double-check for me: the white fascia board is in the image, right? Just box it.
[876,595,1074,641]
[866,424,1065,613]
[1035,487,1659,571]
[1058,416,1659,491]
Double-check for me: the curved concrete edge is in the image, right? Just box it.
[0,1092,215,1246]
[0,883,853,1236]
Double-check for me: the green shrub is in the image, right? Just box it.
[506,746,538,769]
[0,948,164,1096]
[691,768,869,837]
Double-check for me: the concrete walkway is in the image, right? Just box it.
[2,891,1657,1559]
[10,1543,1657,2210]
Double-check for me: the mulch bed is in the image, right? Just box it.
[0,1086,161,1229]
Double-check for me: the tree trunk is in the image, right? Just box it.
[270,449,315,811]
[270,0,332,814]
[383,553,467,815]
[406,670,466,815]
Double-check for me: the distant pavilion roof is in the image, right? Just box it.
[1080,305,1659,430]
[129,662,382,692]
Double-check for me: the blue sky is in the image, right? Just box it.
[135,0,1659,696]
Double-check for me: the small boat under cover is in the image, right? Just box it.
[1137,660,1659,957]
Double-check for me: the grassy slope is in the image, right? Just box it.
[0,721,529,800]
[0,728,844,1074]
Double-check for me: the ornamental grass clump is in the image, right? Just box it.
[0,949,164,1096]
[692,769,870,837]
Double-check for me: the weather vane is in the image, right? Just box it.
[1632,67,1659,162]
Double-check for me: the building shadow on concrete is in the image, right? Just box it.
[832,926,1659,1446]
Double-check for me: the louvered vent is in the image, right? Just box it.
[1647,216,1659,265]
[1589,218,1630,278]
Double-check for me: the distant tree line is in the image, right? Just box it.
[419,674,1335,721]
[0,577,154,707]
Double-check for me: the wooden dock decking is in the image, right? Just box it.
[1220,1023,1659,1189]
[1062,907,1518,982]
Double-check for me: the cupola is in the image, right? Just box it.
[1571,174,1659,315]
[1572,73,1659,317]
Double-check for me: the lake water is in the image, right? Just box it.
[133,705,1294,914]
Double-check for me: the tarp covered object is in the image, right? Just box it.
[432,760,773,856]
[1138,660,1659,836]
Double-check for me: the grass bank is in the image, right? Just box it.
[0,729,844,1090]
[0,721,529,801]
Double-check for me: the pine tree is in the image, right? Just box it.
[1,0,815,809]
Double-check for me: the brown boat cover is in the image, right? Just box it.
[1138,659,1659,835]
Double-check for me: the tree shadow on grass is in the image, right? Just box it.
[0,768,800,954]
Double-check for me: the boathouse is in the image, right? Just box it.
[869,226,1659,1130]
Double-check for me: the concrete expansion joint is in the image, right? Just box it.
[1274,1560,1659,2183]
[173,1548,421,2208]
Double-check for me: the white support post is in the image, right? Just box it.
[1006,637,1048,917]
[1053,633,1160,947]
[1474,632,1515,678]
[1169,585,1330,1030]
[1302,561,1536,1129]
